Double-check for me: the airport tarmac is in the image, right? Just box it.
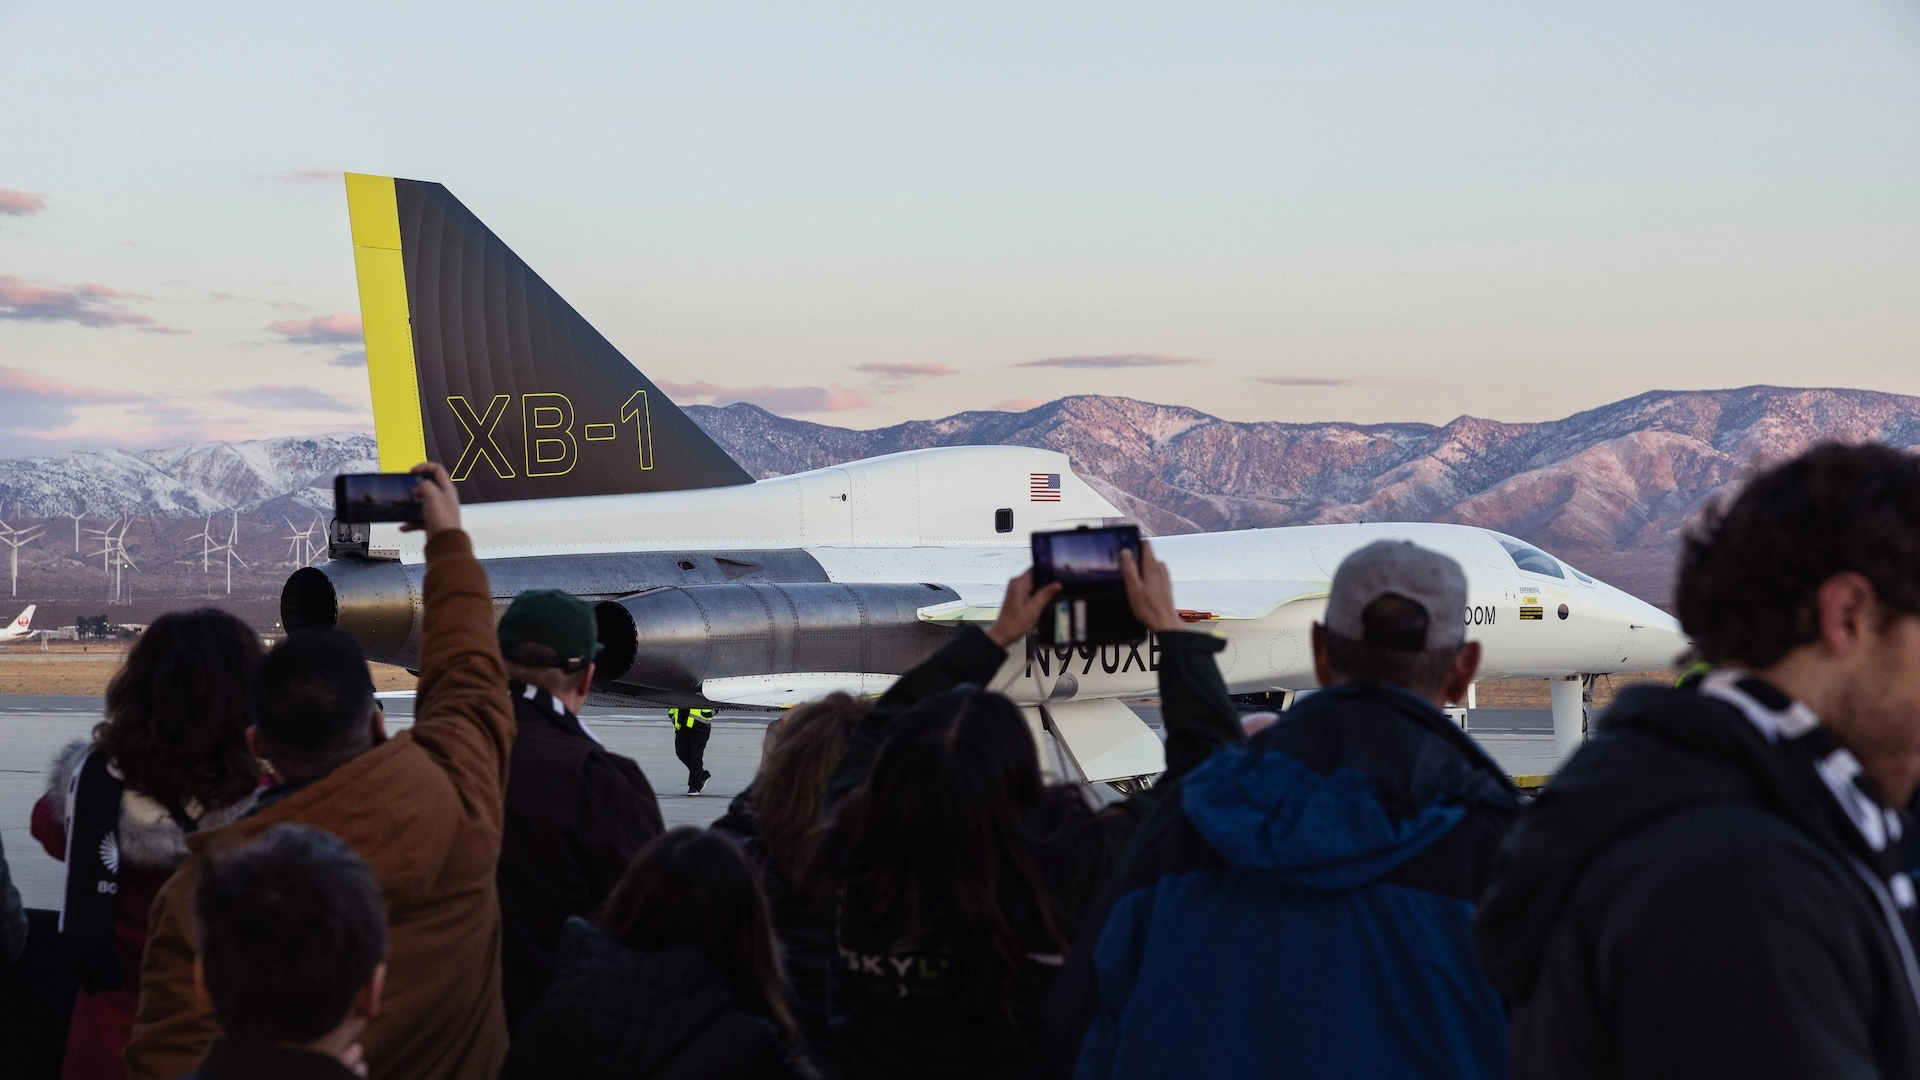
[0,695,1558,910]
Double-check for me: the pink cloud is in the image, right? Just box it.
[214,385,359,413]
[0,189,47,216]
[1017,353,1210,369]
[855,362,957,378]
[996,397,1046,412]
[268,312,362,345]
[0,274,181,332]
[656,379,872,415]
[0,364,157,446]
[1251,375,1354,387]
[0,365,143,401]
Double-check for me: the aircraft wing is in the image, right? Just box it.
[700,672,900,708]
[916,579,1328,624]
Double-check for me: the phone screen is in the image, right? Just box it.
[334,473,425,525]
[1031,525,1145,646]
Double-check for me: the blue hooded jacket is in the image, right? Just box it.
[1061,683,1522,1079]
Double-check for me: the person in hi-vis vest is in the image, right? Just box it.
[667,707,715,795]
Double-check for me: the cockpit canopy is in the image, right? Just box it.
[1494,533,1594,584]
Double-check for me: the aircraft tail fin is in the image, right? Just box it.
[12,605,32,630]
[343,174,753,504]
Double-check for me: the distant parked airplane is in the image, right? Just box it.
[0,605,36,642]
[284,175,1690,784]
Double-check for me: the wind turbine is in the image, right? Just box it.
[190,516,217,573]
[87,520,132,604]
[110,521,137,606]
[0,520,43,598]
[84,520,119,575]
[212,510,249,595]
[283,516,321,568]
[66,510,86,552]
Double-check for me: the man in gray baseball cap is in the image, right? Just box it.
[1314,538,1475,696]
[1057,539,1522,1077]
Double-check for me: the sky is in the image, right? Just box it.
[2,1,1917,456]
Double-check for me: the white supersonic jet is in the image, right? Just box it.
[284,175,1689,785]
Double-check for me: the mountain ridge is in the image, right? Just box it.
[1,386,1916,606]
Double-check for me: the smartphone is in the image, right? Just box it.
[1030,524,1145,646]
[334,472,425,525]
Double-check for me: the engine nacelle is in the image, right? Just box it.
[594,582,959,694]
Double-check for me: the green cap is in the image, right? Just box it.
[498,589,603,671]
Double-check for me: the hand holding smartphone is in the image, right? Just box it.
[1030,524,1147,646]
[335,465,462,536]
[334,473,426,524]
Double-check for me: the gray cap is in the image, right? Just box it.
[1323,540,1468,652]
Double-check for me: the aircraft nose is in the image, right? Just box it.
[1616,593,1690,672]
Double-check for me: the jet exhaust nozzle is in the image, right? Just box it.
[594,582,960,692]
[280,559,422,666]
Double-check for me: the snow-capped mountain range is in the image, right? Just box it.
[0,433,376,519]
[1,385,1915,604]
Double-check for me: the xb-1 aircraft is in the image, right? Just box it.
[282,174,1689,784]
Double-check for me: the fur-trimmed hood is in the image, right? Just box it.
[45,739,258,871]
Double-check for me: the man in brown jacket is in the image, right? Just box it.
[128,463,515,1080]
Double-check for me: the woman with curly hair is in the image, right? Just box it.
[30,609,265,1080]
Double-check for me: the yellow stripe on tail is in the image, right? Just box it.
[345,173,429,472]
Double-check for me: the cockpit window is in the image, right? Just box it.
[1496,536,1565,579]
[1569,566,1595,585]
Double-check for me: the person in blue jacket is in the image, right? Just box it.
[1052,539,1522,1079]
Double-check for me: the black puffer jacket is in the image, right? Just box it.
[712,790,837,1060]
[508,918,809,1080]
[1477,681,1920,1080]
[821,626,1245,1080]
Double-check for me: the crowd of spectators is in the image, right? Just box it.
[4,442,1920,1079]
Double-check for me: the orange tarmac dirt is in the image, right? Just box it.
[0,646,417,696]
[1471,669,1677,708]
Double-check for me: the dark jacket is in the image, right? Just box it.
[1056,681,1521,1079]
[0,832,24,973]
[1477,681,1920,1080]
[499,681,664,1029]
[508,917,808,1080]
[171,1038,361,1080]
[712,790,837,1060]
[823,626,1244,1080]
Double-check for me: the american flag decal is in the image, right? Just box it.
[1030,473,1062,502]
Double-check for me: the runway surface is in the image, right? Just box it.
[0,695,1556,910]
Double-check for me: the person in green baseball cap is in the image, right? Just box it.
[494,588,663,1031]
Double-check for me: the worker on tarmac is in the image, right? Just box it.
[668,706,715,795]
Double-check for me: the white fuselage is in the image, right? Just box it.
[371,445,1689,702]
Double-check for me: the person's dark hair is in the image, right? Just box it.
[1678,442,1920,668]
[250,630,377,781]
[754,693,869,884]
[94,608,262,812]
[600,828,810,1068]
[1321,594,1461,698]
[195,824,386,1045]
[503,641,586,698]
[824,686,1090,1014]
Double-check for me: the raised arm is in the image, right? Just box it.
[1121,544,1243,791]
[399,463,514,827]
[825,571,1060,806]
